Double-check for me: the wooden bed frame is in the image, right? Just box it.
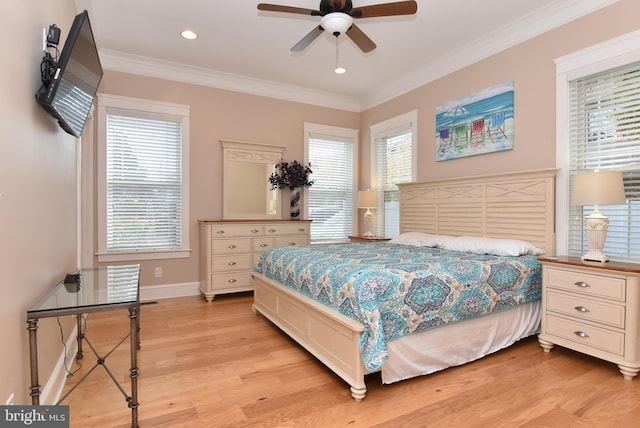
[252,168,558,400]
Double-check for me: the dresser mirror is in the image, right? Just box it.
[221,140,285,219]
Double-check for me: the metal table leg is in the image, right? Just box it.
[27,318,40,405]
[128,305,139,428]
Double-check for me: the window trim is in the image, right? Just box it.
[303,122,359,242]
[369,110,418,237]
[556,29,640,256]
[96,93,191,262]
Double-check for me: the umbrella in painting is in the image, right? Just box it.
[445,105,469,124]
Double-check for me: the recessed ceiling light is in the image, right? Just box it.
[334,66,347,74]
[181,30,197,40]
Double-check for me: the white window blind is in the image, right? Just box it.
[308,137,354,242]
[374,129,413,237]
[106,111,183,253]
[568,61,640,260]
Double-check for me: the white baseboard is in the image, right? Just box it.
[139,281,201,302]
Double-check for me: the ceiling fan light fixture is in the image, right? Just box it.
[320,12,353,36]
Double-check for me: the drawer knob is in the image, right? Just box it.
[298,228,305,232]
[574,331,589,338]
[228,278,236,283]
[574,281,590,288]
[289,242,296,246]
[260,243,268,248]
[228,244,236,249]
[252,229,260,233]
[268,229,276,233]
[228,261,237,266]
[574,306,590,313]
[216,230,225,235]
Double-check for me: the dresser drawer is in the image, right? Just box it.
[546,268,626,301]
[265,223,310,236]
[546,315,624,355]
[546,291,625,328]
[212,271,253,290]
[212,254,252,272]
[211,224,263,238]
[274,236,308,247]
[252,238,273,253]
[212,238,251,254]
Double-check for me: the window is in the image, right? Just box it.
[97,94,190,262]
[370,111,417,238]
[304,123,358,243]
[556,31,640,261]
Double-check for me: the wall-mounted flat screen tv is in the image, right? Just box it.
[36,10,103,138]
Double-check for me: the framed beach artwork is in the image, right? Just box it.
[436,81,514,161]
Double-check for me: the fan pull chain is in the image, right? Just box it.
[334,36,346,74]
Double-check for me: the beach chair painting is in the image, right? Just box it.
[486,111,508,143]
[435,80,514,161]
[470,118,485,146]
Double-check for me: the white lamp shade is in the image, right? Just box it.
[358,190,378,209]
[571,170,626,206]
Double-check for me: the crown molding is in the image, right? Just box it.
[99,0,618,113]
[99,49,362,112]
[360,0,619,109]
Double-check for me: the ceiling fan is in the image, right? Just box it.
[257,0,418,53]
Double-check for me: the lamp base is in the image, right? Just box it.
[581,250,609,263]
[582,213,610,263]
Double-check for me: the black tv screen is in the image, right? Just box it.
[36,10,103,138]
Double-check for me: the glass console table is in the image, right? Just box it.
[26,264,141,428]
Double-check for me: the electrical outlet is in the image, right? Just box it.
[154,267,162,278]
[42,27,47,52]
[6,392,14,405]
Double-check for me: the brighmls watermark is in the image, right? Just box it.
[0,406,69,427]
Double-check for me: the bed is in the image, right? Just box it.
[251,168,558,400]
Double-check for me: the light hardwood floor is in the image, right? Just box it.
[61,293,640,427]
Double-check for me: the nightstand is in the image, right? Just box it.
[538,256,640,380]
[348,236,391,243]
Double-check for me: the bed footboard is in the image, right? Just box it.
[251,272,368,401]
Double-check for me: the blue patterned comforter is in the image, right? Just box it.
[253,242,541,372]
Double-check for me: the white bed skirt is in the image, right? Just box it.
[382,300,541,383]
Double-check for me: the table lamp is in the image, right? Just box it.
[358,190,378,237]
[571,170,626,263]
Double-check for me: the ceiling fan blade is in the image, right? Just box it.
[351,1,417,18]
[257,3,320,16]
[291,26,325,52]
[346,23,376,53]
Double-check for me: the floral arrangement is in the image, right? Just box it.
[269,160,314,190]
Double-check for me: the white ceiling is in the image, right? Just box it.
[76,0,617,111]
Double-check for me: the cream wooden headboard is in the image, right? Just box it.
[397,168,558,255]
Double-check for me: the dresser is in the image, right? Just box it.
[538,256,640,380]
[199,220,311,302]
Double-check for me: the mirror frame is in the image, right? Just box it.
[221,140,285,219]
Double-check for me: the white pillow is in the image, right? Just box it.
[442,236,542,256]
[388,232,453,247]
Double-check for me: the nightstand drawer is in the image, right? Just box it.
[546,315,624,355]
[547,268,626,301]
[547,291,625,328]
